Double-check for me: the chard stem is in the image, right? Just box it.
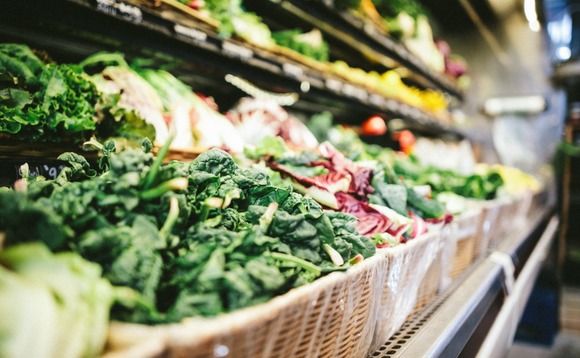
[259,202,278,232]
[143,135,174,190]
[140,177,187,200]
[82,138,104,151]
[198,197,223,222]
[267,252,322,276]
[160,197,179,241]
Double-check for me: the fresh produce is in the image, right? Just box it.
[0,44,97,142]
[227,97,319,150]
[272,29,329,62]
[480,163,541,197]
[0,242,136,358]
[324,125,505,201]
[0,44,155,145]
[435,39,468,80]
[81,52,245,152]
[361,115,387,136]
[135,65,244,152]
[79,53,168,144]
[329,61,449,115]
[245,134,450,245]
[179,0,274,47]
[1,138,374,324]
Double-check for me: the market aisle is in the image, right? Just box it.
[508,286,580,357]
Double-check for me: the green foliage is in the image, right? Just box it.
[0,45,155,144]
[2,142,374,323]
[0,242,137,358]
[272,29,329,62]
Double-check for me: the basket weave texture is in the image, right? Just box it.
[105,247,391,358]
[101,196,536,358]
[370,231,442,351]
[449,209,483,279]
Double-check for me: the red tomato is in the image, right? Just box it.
[394,130,415,154]
[361,115,387,136]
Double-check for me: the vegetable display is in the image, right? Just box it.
[0,242,135,358]
[1,138,374,325]
[0,44,155,145]
[245,134,451,247]
[0,44,100,143]
[178,0,274,47]
[272,29,330,62]
[1,45,248,152]
[321,125,505,201]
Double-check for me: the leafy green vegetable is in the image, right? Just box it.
[0,242,137,358]
[0,44,155,145]
[370,182,408,215]
[0,44,99,142]
[3,142,374,324]
[244,135,289,160]
[179,0,273,45]
[272,29,329,62]
[0,190,73,251]
[306,111,333,143]
[406,187,445,219]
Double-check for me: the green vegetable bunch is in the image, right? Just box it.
[393,155,504,200]
[326,126,504,201]
[272,29,330,62]
[1,138,374,323]
[0,44,99,142]
[0,243,137,358]
[177,0,273,45]
[0,44,155,145]
[371,0,426,19]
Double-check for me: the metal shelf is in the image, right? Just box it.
[247,0,464,100]
[368,208,558,357]
[0,0,463,139]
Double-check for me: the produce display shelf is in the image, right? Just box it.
[0,0,463,139]
[247,0,464,100]
[368,208,557,357]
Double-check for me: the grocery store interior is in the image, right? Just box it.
[3,0,580,357]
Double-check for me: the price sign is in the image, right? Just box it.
[16,163,66,180]
[325,78,343,92]
[369,94,385,107]
[174,24,208,43]
[222,41,253,59]
[282,63,304,78]
[95,0,143,23]
[342,83,368,101]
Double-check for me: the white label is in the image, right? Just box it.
[364,23,377,36]
[96,0,142,23]
[174,24,207,42]
[222,42,253,59]
[385,99,400,112]
[282,63,304,78]
[342,83,368,101]
[369,94,385,107]
[325,78,343,92]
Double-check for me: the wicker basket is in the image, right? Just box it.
[370,231,442,350]
[472,199,502,258]
[104,249,390,358]
[449,209,483,279]
[486,197,517,250]
[413,223,454,314]
[413,249,442,314]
